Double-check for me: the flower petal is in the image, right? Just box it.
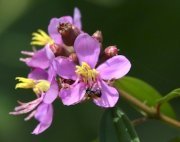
[53,57,77,80]
[45,45,55,61]
[32,103,53,135]
[43,78,58,104]
[60,83,86,105]
[51,33,62,45]
[26,48,50,69]
[96,55,131,80]
[73,7,82,29]
[48,16,73,37]
[28,68,48,80]
[74,33,100,68]
[93,80,119,107]
[47,65,56,82]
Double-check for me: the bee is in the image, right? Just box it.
[86,88,102,99]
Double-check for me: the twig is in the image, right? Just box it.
[119,90,180,128]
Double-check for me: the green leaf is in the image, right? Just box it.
[100,107,140,142]
[114,76,176,118]
[158,88,180,104]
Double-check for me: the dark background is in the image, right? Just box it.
[0,0,179,141]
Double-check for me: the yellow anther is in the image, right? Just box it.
[15,77,35,89]
[33,80,50,94]
[15,77,50,94]
[31,29,54,46]
[75,62,98,83]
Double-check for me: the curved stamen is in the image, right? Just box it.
[15,77,50,95]
[31,29,54,46]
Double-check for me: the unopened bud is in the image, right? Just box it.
[104,46,118,57]
[50,44,64,57]
[69,53,78,63]
[92,31,103,43]
[58,23,80,46]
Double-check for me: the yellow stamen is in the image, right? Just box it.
[75,62,98,84]
[30,29,54,46]
[15,77,50,94]
[33,80,50,94]
[15,77,35,89]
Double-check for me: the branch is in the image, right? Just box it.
[119,90,180,128]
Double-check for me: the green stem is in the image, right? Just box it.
[119,90,180,128]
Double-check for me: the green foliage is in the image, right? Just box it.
[157,88,180,105]
[169,137,180,142]
[114,76,176,118]
[100,107,140,142]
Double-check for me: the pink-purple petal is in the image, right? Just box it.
[47,65,56,82]
[32,103,53,135]
[96,55,131,80]
[93,80,119,108]
[59,16,73,24]
[74,33,100,68]
[43,78,59,104]
[48,18,60,36]
[73,7,82,29]
[45,45,55,61]
[32,123,49,135]
[51,33,62,45]
[26,48,50,69]
[53,57,77,80]
[28,68,48,80]
[60,83,86,105]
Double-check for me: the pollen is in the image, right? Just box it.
[30,29,54,46]
[75,62,98,84]
[15,77,50,94]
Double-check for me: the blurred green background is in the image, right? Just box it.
[0,0,179,141]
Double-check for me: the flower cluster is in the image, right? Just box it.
[10,8,131,135]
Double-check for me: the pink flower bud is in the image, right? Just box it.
[50,44,64,56]
[69,52,78,63]
[58,23,80,46]
[92,31,103,43]
[104,46,118,57]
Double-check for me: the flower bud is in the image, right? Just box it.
[104,46,118,57]
[58,23,80,46]
[50,44,64,56]
[69,53,78,63]
[92,30,103,43]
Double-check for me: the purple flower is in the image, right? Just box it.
[53,33,131,108]
[10,68,58,134]
[21,8,82,70]
[48,7,82,37]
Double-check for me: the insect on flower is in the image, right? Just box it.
[86,88,102,99]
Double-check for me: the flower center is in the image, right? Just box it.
[31,29,54,46]
[75,62,98,85]
[15,77,50,94]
